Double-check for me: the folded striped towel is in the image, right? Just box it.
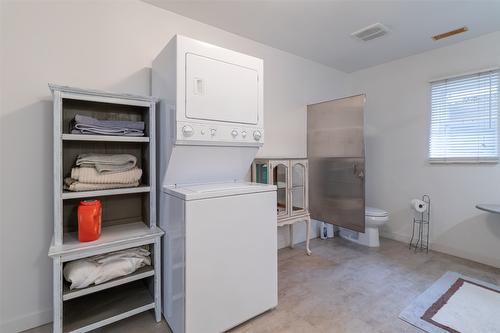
[71,167,142,184]
[64,178,139,192]
[76,154,137,174]
[71,114,145,137]
[71,126,144,137]
[75,114,145,130]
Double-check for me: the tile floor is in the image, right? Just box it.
[25,237,500,333]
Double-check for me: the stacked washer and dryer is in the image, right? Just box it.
[152,36,277,333]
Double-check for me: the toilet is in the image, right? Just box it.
[339,207,390,247]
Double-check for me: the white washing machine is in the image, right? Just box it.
[153,36,277,333]
[161,182,277,332]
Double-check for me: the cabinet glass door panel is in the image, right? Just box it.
[291,162,306,215]
[273,163,288,217]
[254,162,268,184]
[291,188,305,212]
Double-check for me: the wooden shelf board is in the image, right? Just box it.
[49,222,163,258]
[61,185,150,200]
[63,281,154,333]
[63,266,155,301]
[62,134,149,143]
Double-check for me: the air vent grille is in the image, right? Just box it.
[432,26,468,41]
[351,23,389,42]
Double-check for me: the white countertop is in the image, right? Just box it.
[476,204,500,214]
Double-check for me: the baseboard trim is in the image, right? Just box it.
[380,231,500,268]
[1,308,52,333]
[380,231,409,244]
[429,242,500,269]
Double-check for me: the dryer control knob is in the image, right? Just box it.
[210,128,217,136]
[182,125,194,137]
[231,129,238,137]
[253,130,262,141]
[241,131,247,138]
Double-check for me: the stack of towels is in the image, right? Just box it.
[64,153,142,192]
[64,247,151,289]
[71,114,145,137]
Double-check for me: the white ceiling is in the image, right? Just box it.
[144,0,500,73]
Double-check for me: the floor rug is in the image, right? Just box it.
[399,271,500,333]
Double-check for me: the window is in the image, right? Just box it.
[429,69,499,163]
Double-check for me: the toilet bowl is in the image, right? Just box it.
[339,207,389,247]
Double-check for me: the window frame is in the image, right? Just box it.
[428,68,500,164]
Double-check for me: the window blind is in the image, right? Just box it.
[429,69,499,163]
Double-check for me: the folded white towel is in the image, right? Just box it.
[63,260,100,290]
[63,247,151,290]
[71,167,142,184]
[94,248,151,285]
[64,178,139,192]
[76,154,137,174]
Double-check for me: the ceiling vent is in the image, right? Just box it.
[351,23,389,42]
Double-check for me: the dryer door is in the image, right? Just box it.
[185,53,259,125]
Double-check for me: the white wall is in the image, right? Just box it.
[5,1,498,331]
[350,31,500,268]
[0,1,350,331]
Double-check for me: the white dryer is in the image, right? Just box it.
[152,35,277,333]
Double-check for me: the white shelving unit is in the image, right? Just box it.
[48,85,164,333]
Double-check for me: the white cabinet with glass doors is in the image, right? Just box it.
[252,158,311,255]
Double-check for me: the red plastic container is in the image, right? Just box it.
[78,199,102,242]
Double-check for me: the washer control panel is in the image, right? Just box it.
[177,121,264,145]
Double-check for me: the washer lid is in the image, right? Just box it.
[163,182,276,200]
[365,207,389,217]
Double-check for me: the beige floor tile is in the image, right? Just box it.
[24,237,500,333]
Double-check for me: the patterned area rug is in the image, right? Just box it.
[399,272,500,333]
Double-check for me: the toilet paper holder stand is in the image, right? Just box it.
[409,194,430,253]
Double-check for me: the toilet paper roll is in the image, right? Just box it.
[411,199,428,213]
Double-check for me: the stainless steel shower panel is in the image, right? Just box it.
[307,95,365,232]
